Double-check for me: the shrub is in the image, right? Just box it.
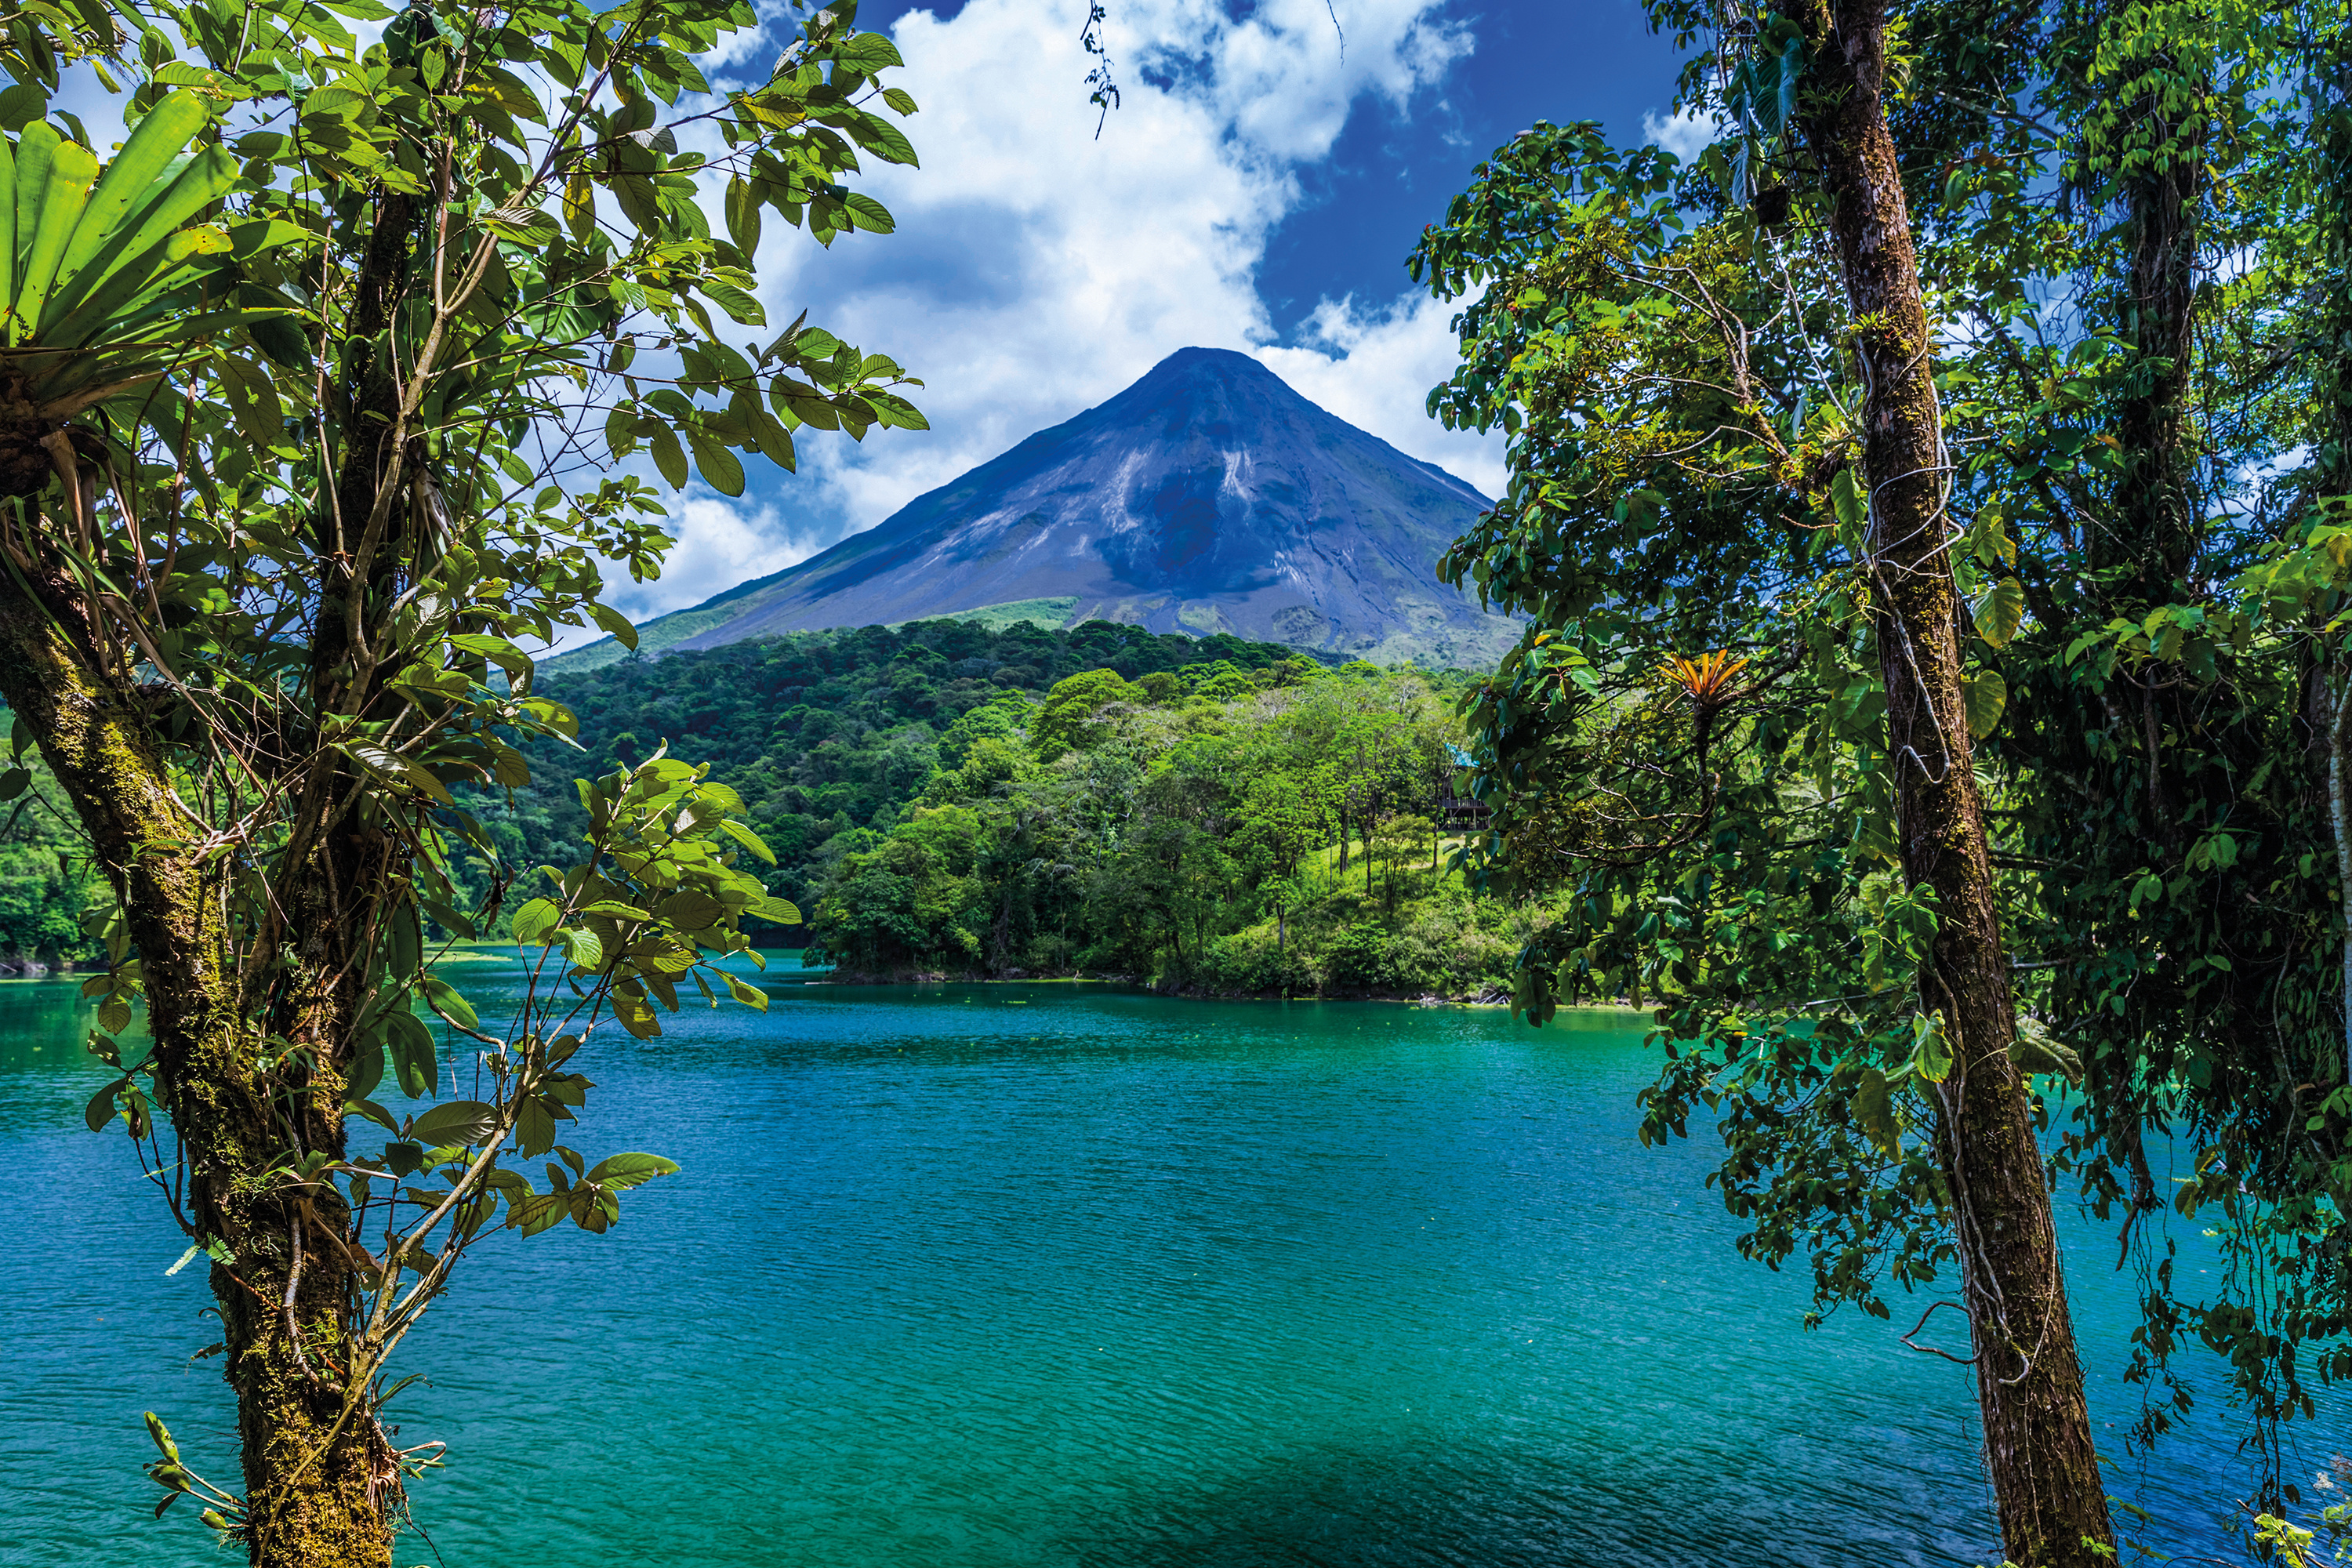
[1200,925,1317,993]
[1322,921,1406,993]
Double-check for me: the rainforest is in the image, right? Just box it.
[0,0,2347,1564]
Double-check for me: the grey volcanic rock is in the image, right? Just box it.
[582,347,1519,668]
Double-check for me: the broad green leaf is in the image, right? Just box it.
[2010,1017,2084,1084]
[385,1010,437,1098]
[699,278,764,326]
[587,601,640,649]
[1961,670,2005,739]
[408,1099,499,1147]
[1909,1012,1953,1083]
[685,426,745,495]
[841,193,895,234]
[17,138,98,324]
[510,897,562,945]
[724,973,769,1011]
[717,817,775,864]
[655,889,725,929]
[1975,575,2024,648]
[85,1076,127,1132]
[584,1151,678,1189]
[419,975,479,1031]
[648,423,688,488]
[564,926,604,971]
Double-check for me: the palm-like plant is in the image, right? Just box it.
[0,90,253,496]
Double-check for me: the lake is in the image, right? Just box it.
[1,966,2334,1566]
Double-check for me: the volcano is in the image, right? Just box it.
[564,347,1519,668]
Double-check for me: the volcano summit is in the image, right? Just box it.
[568,347,1519,668]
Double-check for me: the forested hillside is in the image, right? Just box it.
[0,768,100,972]
[485,619,1531,993]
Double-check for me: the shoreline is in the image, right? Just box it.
[802,970,1645,1010]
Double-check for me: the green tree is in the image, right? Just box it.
[1417,0,2350,1545]
[0,0,921,1559]
[1029,666,1142,762]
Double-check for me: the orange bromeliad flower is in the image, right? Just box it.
[1659,650,1751,711]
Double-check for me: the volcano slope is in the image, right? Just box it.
[562,347,1519,670]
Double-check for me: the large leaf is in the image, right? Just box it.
[16,136,96,326]
[1961,670,2007,740]
[408,1099,499,1148]
[584,1152,678,1190]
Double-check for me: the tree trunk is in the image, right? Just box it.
[0,557,387,1564]
[1786,2,2118,1563]
[0,187,430,1568]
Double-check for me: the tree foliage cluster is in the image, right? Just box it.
[0,0,947,1556]
[481,617,1322,920]
[1415,0,2350,1551]
[797,655,1543,994]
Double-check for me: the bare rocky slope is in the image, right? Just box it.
[556,347,1519,670]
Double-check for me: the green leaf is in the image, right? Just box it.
[510,897,562,945]
[717,818,775,864]
[386,1009,437,1098]
[698,278,765,326]
[85,1076,127,1132]
[846,114,917,168]
[685,426,745,495]
[655,890,724,930]
[419,975,479,1031]
[1853,1067,1900,1157]
[1909,1012,1954,1083]
[17,138,100,325]
[2010,1017,2084,1084]
[1975,575,2025,648]
[1961,670,2006,739]
[0,84,46,133]
[507,1192,567,1236]
[564,927,604,971]
[840,193,895,234]
[408,1098,499,1147]
[648,423,688,488]
[587,601,639,650]
[1828,464,1866,550]
[350,742,455,805]
[724,973,769,1011]
[584,1151,679,1189]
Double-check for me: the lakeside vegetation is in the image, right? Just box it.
[488,619,1544,996]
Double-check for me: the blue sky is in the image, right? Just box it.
[601,0,1701,631]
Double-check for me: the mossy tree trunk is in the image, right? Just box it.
[0,544,387,1564]
[1784,1,2118,1563]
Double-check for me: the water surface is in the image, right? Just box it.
[1,969,2332,1566]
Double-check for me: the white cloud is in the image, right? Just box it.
[590,0,1487,633]
[624,494,823,621]
[1641,104,1719,162]
[1254,293,1503,497]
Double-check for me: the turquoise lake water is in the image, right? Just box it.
[2,966,2339,1566]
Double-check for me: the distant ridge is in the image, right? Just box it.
[552,347,1519,671]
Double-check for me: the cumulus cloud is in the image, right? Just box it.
[1641,104,1719,162]
[574,0,1490,643]
[625,495,826,620]
[1255,293,1503,498]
